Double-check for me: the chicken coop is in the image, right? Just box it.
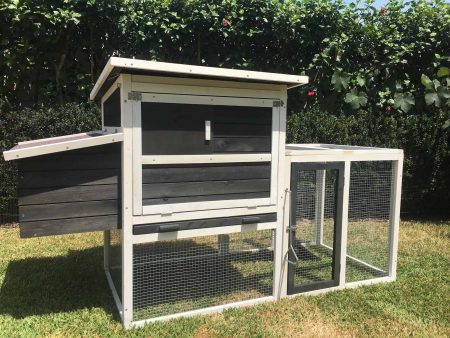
[3,57,403,329]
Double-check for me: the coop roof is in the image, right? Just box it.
[90,57,308,101]
[3,131,123,161]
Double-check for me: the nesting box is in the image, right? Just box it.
[3,58,404,329]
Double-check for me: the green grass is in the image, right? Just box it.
[0,220,449,337]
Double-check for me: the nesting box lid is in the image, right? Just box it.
[3,131,122,161]
[90,57,308,101]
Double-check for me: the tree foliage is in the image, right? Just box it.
[0,0,449,215]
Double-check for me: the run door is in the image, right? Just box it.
[287,162,344,294]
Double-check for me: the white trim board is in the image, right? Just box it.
[131,296,275,328]
[3,131,123,161]
[90,57,308,100]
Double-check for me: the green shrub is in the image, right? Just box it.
[0,101,101,214]
[0,0,449,216]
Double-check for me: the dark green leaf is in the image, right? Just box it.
[331,70,349,92]
[344,89,367,109]
[394,93,415,112]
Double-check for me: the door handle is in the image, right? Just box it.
[205,120,211,141]
[158,224,180,232]
[242,216,261,224]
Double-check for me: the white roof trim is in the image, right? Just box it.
[285,143,403,156]
[3,131,123,161]
[90,57,308,100]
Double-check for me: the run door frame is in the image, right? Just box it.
[287,162,344,294]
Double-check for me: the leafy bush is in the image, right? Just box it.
[0,101,101,213]
[0,0,449,216]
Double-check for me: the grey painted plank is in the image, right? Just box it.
[19,169,119,189]
[142,163,271,184]
[142,178,270,199]
[133,213,277,235]
[143,191,269,206]
[213,137,271,153]
[20,153,120,172]
[141,103,211,155]
[142,130,211,155]
[20,215,119,238]
[214,123,271,137]
[18,185,119,206]
[20,200,118,222]
[212,106,272,124]
[103,88,121,127]
[140,102,272,155]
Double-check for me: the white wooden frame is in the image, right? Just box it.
[120,74,134,329]
[133,222,277,244]
[132,92,281,217]
[281,145,403,299]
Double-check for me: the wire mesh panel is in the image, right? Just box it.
[132,230,274,321]
[109,229,122,300]
[346,161,393,283]
[288,168,340,292]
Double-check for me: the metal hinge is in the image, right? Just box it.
[273,100,284,107]
[128,92,142,101]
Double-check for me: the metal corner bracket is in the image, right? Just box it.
[128,92,142,101]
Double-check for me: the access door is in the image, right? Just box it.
[132,94,281,216]
[287,162,344,294]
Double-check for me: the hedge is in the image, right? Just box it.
[0,0,449,216]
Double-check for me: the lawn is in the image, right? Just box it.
[0,220,449,337]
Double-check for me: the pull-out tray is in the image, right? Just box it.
[133,213,277,235]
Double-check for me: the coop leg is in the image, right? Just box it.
[218,234,230,254]
[315,170,325,245]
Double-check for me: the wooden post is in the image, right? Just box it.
[314,170,325,245]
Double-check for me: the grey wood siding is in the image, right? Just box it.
[142,163,271,206]
[17,143,121,237]
[103,88,121,127]
[141,103,272,155]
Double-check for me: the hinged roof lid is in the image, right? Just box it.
[90,57,308,101]
[3,131,123,161]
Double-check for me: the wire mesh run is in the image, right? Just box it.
[346,161,393,283]
[291,169,338,287]
[132,230,274,321]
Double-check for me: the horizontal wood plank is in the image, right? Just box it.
[20,200,118,222]
[20,215,119,238]
[133,213,277,235]
[19,185,119,205]
[19,169,119,189]
[213,137,271,152]
[142,178,270,199]
[19,153,120,172]
[142,163,271,184]
[213,123,271,137]
[212,106,272,124]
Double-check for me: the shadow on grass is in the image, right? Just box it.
[0,246,119,320]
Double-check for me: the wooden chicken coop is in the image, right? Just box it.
[3,57,403,329]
